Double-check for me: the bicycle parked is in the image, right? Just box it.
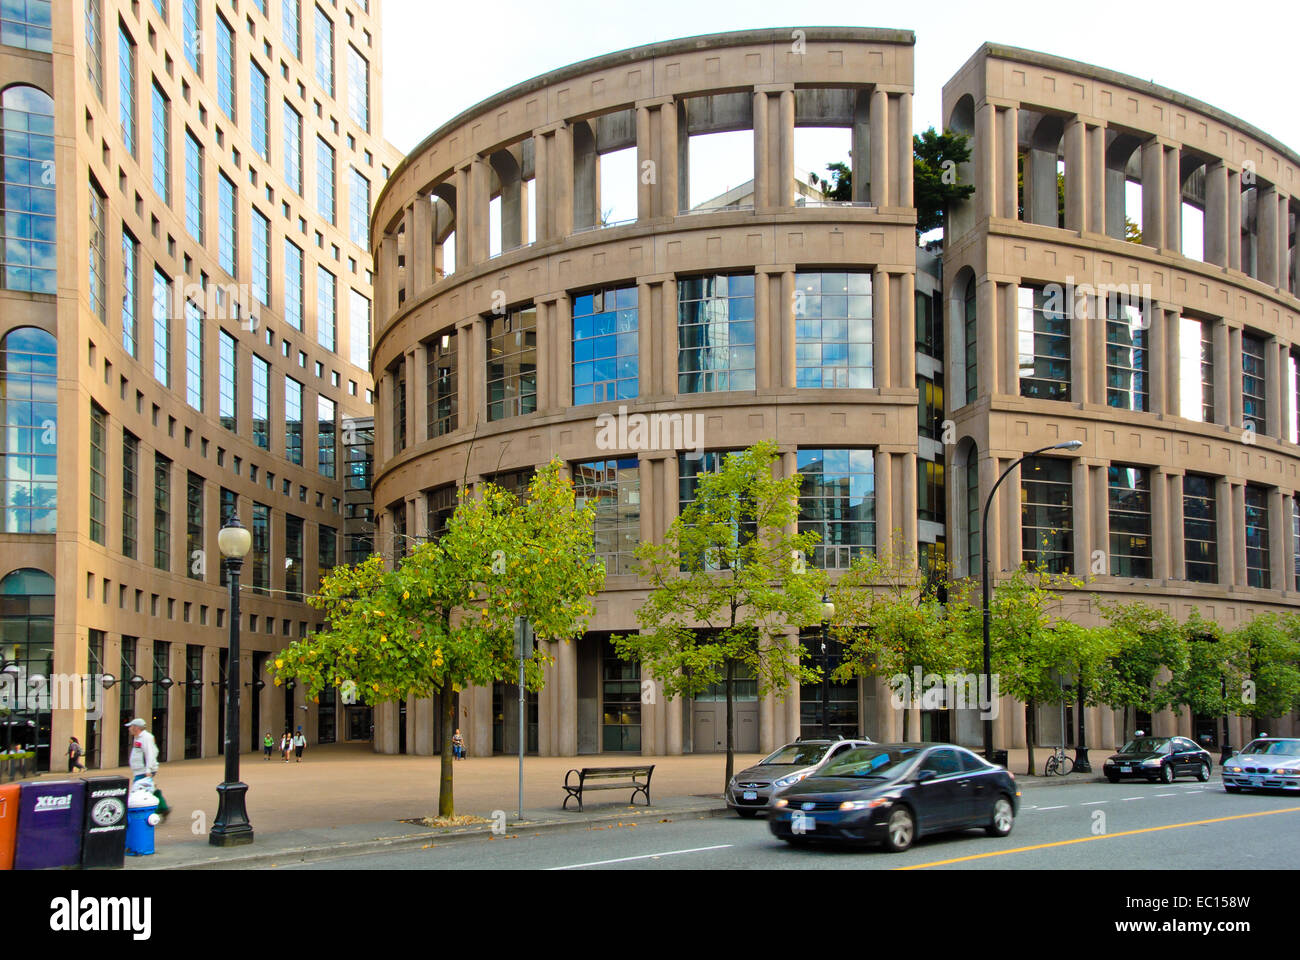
[1044,744,1074,777]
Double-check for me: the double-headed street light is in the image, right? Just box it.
[981,440,1084,763]
[211,514,254,847]
[820,593,835,740]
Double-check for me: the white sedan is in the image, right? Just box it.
[1222,738,1300,792]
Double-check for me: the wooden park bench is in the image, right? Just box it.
[562,765,655,812]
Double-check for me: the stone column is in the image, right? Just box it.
[893,92,912,208]
[974,277,997,400]
[1073,289,1094,405]
[1258,185,1280,287]
[1266,337,1283,441]
[998,105,1018,220]
[1087,122,1106,234]
[900,451,918,560]
[1268,487,1287,590]
[1145,303,1165,416]
[752,89,770,210]
[1231,482,1247,587]
[410,341,428,443]
[1163,307,1181,417]
[873,269,892,390]
[897,272,916,388]
[876,451,893,560]
[1204,161,1229,267]
[636,103,653,220]
[1141,139,1165,250]
[1283,493,1297,594]
[1151,466,1170,580]
[754,271,771,390]
[1063,117,1087,232]
[1227,169,1242,272]
[473,318,488,424]
[1212,319,1230,426]
[557,630,577,756]
[1279,343,1294,443]
[453,165,472,269]
[660,275,678,397]
[975,102,996,223]
[411,197,432,294]
[662,100,680,216]
[1229,326,1243,429]
[779,89,796,208]
[1000,281,1017,395]
[869,87,890,207]
[1072,459,1093,576]
[1168,470,1187,581]
[1163,144,1181,255]
[636,279,656,399]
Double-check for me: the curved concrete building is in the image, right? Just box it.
[372,30,1299,758]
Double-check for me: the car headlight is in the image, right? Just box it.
[773,772,809,789]
[839,798,888,812]
[1226,765,1242,773]
[772,798,789,809]
[1276,768,1300,776]
[1142,758,1162,767]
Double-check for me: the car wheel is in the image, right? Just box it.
[1224,785,1241,794]
[986,796,1014,837]
[1160,763,1175,784]
[1106,773,1119,784]
[1197,762,1210,783]
[736,808,758,819]
[883,807,915,853]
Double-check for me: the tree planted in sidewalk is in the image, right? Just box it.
[1095,599,1188,742]
[1168,611,1251,739]
[1231,613,1300,739]
[273,461,604,817]
[614,441,827,795]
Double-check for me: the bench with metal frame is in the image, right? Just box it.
[562,765,654,812]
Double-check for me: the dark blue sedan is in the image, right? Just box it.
[768,743,1020,852]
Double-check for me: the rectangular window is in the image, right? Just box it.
[154,453,171,570]
[249,61,269,161]
[1021,455,1073,573]
[281,0,300,58]
[391,363,406,452]
[793,272,873,388]
[118,25,137,156]
[917,458,944,524]
[966,457,980,575]
[285,376,303,464]
[316,265,336,351]
[346,44,369,131]
[215,14,235,120]
[1018,286,1071,401]
[1108,464,1152,578]
[152,267,171,386]
[2,0,53,52]
[251,502,270,594]
[1105,300,1148,412]
[218,330,237,432]
[316,136,335,224]
[89,404,107,544]
[122,431,138,558]
[1242,333,1267,436]
[285,515,303,600]
[283,101,303,194]
[348,289,370,369]
[964,282,978,405]
[185,298,203,411]
[572,286,637,405]
[572,459,640,576]
[89,181,106,323]
[678,452,746,569]
[218,172,237,276]
[917,372,944,440]
[184,130,204,243]
[181,0,200,74]
[86,0,103,98]
[284,239,303,329]
[186,472,203,581]
[1183,473,1218,583]
[121,229,138,356]
[427,330,457,438]
[425,484,456,542]
[486,304,537,420]
[251,208,270,304]
[1178,316,1214,423]
[677,274,755,393]
[796,449,875,569]
[1244,484,1270,589]
[252,354,270,449]
[313,5,333,96]
[151,83,170,203]
[916,289,942,359]
[348,167,370,247]
[317,394,335,477]
[318,523,336,579]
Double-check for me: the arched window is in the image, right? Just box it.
[1,85,56,294]
[0,326,57,533]
[0,1,52,53]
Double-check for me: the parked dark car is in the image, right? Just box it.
[767,743,1020,852]
[1103,736,1212,784]
[727,738,873,817]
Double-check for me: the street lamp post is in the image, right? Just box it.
[820,593,835,740]
[981,440,1084,762]
[210,514,254,847]
[1219,676,1234,765]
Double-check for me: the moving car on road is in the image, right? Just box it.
[767,743,1019,852]
[727,738,873,817]
[1222,738,1300,793]
[1102,736,1212,784]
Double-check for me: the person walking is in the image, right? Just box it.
[292,728,306,762]
[452,728,465,760]
[263,731,274,760]
[280,730,292,762]
[67,736,85,775]
[125,718,170,820]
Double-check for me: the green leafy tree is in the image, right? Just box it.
[808,161,852,201]
[614,441,827,794]
[1234,613,1300,738]
[914,127,975,235]
[273,461,604,817]
[1095,599,1187,741]
[1169,611,1250,737]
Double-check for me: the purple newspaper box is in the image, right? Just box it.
[14,780,85,869]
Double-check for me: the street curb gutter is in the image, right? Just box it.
[146,803,735,870]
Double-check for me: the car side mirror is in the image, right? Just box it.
[914,769,937,784]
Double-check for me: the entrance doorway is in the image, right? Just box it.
[492,682,538,755]
[345,704,372,741]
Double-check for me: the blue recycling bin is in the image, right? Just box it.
[124,789,160,857]
[14,780,86,869]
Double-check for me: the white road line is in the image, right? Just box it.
[1155,793,1177,797]
[1122,796,1144,801]
[1037,804,1067,810]
[1081,800,1108,805]
[545,844,733,870]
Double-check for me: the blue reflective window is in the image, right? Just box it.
[572,286,637,406]
[0,86,56,294]
[218,173,237,276]
[316,266,335,352]
[152,267,171,386]
[252,354,270,450]
[316,136,335,224]
[677,275,755,394]
[348,167,369,246]
[250,61,269,160]
[151,83,169,203]
[184,130,203,243]
[182,0,200,73]
[284,239,303,329]
[121,230,138,356]
[0,327,57,534]
[185,298,204,411]
[794,272,873,389]
[796,449,876,569]
[1,0,52,52]
[283,101,302,193]
[216,14,235,120]
[313,5,333,95]
[118,25,137,155]
[219,330,237,432]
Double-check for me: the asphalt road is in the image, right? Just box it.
[277,777,1300,870]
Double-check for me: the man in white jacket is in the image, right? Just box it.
[126,718,169,819]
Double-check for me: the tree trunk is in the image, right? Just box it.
[724,658,735,797]
[438,683,455,818]
[1026,700,1037,777]
[902,704,909,742]
[1121,705,1129,746]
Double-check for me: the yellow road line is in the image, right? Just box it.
[900,805,1300,870]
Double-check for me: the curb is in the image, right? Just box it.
[140,802,734,870]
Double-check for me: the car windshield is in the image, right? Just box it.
[760,744,828,766]
[816,746,921,780]
[1120,738,1169,754]
[1240,739,1300,757]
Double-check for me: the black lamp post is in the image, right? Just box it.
[981,440,1084,762]
[1219,676,1234,765]
[1074,682,1091,772]
[819,593,835,740]
[1,661,19,769]
[210,514,254,847]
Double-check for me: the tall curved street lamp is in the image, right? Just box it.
[820,593,835,739]
[211,514,254,847]
[981,440,1084,763]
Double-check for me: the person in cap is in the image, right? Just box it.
[126,718,170,819]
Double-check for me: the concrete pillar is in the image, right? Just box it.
[1258,185,1280,287]
[468,156,491,264]
[975,278,997,401]
[1000,281,1017,395]
[1087,122,1106,234]
[1283,493,1297,593]
[752,89,770,210]
[1151,466,1170,580]
[897,272,916,389]
[660,276,678,397]
[1229,326,1243,429]
[1268,487,1287,590]
[636,104,653,220]
[893,92,912,208]
[851,90,871,204]
[1072,289,1092,405]
[660,100,678,218]
[411,197,432,293]
[557,632,577,756]
[998,106,1018,220]
[572,121,598,231]
[1227,169,1242,272]
[1212,319,1230,426]
[876,451,893,560]
[1266,337,1283,441]
[900,451,918,560]
[1091,464,1108,576]
[1205,161,1229,267]
[1141,139,1164,250]
[975,103,996,224]
[779,271,796,390]
[453,165,471,269]
[1232,482,1247,588]
[754,271,771,390]
[1164,307,1181,417]
[872,268,892,390]
[1163,145,1181,254]
[410,342,428,442]
[779,89,796,207]
[1064,117,1086,232]
[869,87,890,207]
[1072,459,1092,576]
[472,318,488,424]
[1169,471,1186,581]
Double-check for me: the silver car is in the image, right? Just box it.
[727,738,874,817]
[1222,738,1300,792]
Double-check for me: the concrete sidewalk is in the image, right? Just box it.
[15,742,1113,869]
